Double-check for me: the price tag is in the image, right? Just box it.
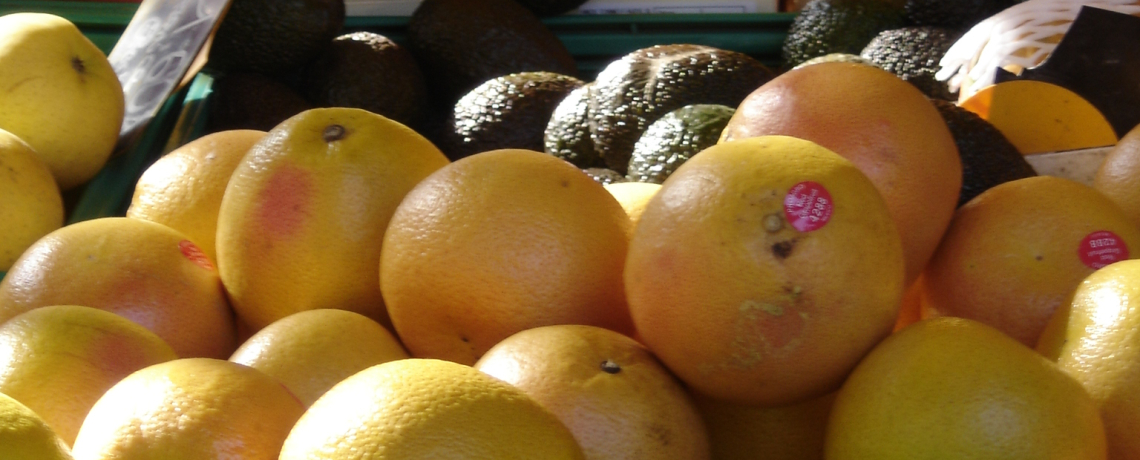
[109,0,232,150]
[783,181,833,232]
[1079,230,1130,269]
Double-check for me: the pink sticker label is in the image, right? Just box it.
[1079,230,1129,269]
[784,181,833,232]
[179,240,215,271]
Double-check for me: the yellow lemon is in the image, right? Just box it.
[0,391,73,460]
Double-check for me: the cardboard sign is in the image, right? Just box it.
[108,0,231,150]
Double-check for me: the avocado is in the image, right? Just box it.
[407,0,579,109]
[931,99,1037,207]
[206,71,312,133]
[782,0,907,69]
[544,82,604,169]
[860,26,962,101]
[300,31,429,131]
[440,72,585,160]
[208,0,345,74]
[516,0,590,16]
[584,167,628,185]
[590,44,774,174]
[627,104,735,184]
[904,0,1018,29]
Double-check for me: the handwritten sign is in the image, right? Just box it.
[108,0,231,149]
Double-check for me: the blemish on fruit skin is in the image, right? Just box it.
[772,239,796,259]
[258,165,312,237]
[600,360,622,374]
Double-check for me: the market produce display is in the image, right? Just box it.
[2,0,1140,458]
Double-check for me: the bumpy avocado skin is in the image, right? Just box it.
[442,72,584,160]
[931,99,1037,207]
[860,26,962,101]
[407,0,579,108]
[590,44,774,175]
[584,167,628,185]
[782,0,906,69]
[209,0,345,74]
[545,82,604,169]
[301,32,429,131]
[628,104,736,184]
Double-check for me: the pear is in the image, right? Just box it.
[0,13,125,190]
[216,108,450,333]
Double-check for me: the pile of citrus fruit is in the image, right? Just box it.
[4,6,1140,460]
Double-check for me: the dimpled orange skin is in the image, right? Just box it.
[720,62,962,287]
[827,317,1106,459]
[625,135,906,406]
[0,305,178,446]
[0,217,236,359]
[279,358,586,459]
[921,175,1140,347]
[380,149,633,365]
[1038,259,1140,460]
[70,358,306,460]
[216,108,450,332]
[475,324,711,460]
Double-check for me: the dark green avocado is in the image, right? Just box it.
[300,31,430,131]
[627,104,736,184]
[590,44,774,175]
[583,167,628,185]
[206,71,312,133]
[440,72,585,160]
[860,26,962,101]
[931,99,1037,207]
[208,0,345,74]
[406,0,579,109]
[544,82,604,169]
[782,0,906,69]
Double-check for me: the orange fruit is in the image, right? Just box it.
[959,80,1118,154]
[826,317,1106,459]
[0,305,177,446]
[216,108,449,332]
[380,149,633,365]
[694,391,835,460]
[229,309,410,406]
[1037,259,1140,459]
[279,358,586,459]
[920,175,1140,347]
[625,135,905,406]
[127,129,266,262]
[70,358,305,460]
[893,275,924,332]
[720,61,961,286]
[0,217,237,358]
[1094,122,1140,229]
[603,181,662,232]
[0,128,63,272]
[475,324,710,460]
[0,391,74,460]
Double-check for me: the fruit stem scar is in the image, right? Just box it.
[763,213,783,232]
[323,124,347,142]
[600,359,621,374]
